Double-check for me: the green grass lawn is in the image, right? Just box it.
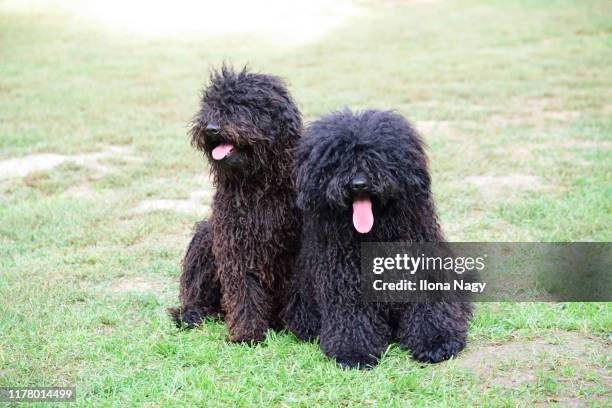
[1,0,611,406]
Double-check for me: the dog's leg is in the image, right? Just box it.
[396,302,471,363]
[282,251,321,341]
[168,220,222,328]
[319,305,391,370]
[282,285,320,341]
[220,269,272,343]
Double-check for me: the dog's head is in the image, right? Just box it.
[190,66,301,182]
[297,109,431,234]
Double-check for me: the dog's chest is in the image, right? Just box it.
[212,192,299,248]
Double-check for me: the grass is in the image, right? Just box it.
[1,0,611,406]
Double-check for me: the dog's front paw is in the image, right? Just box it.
[228,327,267,344]
[168,306,201,329]
[407,337,465,363]
[335,357,378,370]
[331,351,379,370]
[168,305,221,329]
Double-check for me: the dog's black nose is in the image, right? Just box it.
[206,123,220,134]
[351,176,369,193]
[205,122,223,145]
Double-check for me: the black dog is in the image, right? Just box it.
[169,67,302,343]
[283,109,472,368]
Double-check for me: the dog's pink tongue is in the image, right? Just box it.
[352,196,374,234]
[212,144,234,160]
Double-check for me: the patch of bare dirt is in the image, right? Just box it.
[457,331,611,390]
[0,145,143,180]
[131,199,209,214]
[465,174,550,201]
[63,183,97,198]
[493,146,533,160]
[487,97,581,128]
[0,154,67,179]
[444,216,525,241]
[94,325,115,335]
[496,139,609,165]
[557,140,612,150]
[535,396,609,408]
[130,190,212,215]
[109,276,173,294]
[188,189,214,203]
[146,228,193,252]
[415,120,464,140]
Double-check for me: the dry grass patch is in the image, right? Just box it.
[465,174,551,202]
[109,276,174,294]
[130,190,213,215]
[0,145,143,180]
[458,331,611,391]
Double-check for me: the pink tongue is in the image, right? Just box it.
[212,144,234,160]
[352,196,374,234]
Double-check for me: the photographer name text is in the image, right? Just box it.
[372,279,486,293]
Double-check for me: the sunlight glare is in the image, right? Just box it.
[72,0,362,44]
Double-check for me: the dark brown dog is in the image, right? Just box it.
[169,66,302,343]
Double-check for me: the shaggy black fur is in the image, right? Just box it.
[169,66,302,343]
[282,109,472,369]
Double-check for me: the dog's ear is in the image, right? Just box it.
[295,156,311,211]
[279,102,302,141]
[295,135,317,210]
[296,190,308,210]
